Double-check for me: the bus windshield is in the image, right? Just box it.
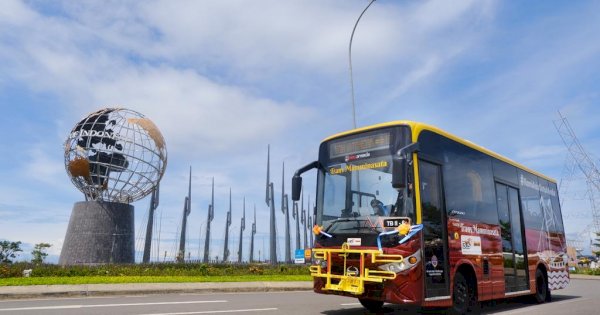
[317,127,414,234]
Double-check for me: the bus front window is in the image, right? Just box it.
[320,155,415,233]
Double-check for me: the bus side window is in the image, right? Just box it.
[442,149,496,224]
[418,130,497,224]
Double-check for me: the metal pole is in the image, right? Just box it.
[250,204,256,262]
[266,145,277,264]
[282,162,291,263]
[203,177,214,263]
[223,188,232,262]
[177,167,192,263]
[293,201,301,251]
[143,185,159,263]
[302,190,307,249]
[157,209,162,261]
[238,197,246,263]
[308,213,314,248]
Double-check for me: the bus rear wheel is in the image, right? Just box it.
[451,271,478,315]
[358,298,384,312]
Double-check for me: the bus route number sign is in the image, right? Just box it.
[383,219,409,228]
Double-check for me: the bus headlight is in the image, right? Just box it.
[313,259,327,269]
[378,261,406,273]
[378,249,421,273]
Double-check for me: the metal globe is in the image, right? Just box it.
[64,108,167,203]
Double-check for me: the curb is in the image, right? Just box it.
[568,274,600,280]
[0,281,314,300]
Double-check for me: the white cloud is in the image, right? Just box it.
[1,1,315,159]
[23,142,66,185]
[87,66,314,156]
[385,55,442,100]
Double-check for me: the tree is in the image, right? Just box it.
[31,243,52,264]
[0,241,23,263]
[594,232,600,258]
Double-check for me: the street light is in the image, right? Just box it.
[349,0,376,129]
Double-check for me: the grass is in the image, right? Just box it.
[0,274,312,286]
[569,267,600,276]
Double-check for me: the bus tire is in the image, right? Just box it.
[451,271,479,314]
[533,268,551,303]
[358,298,384,312]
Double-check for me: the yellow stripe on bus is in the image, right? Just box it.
[322,120,556,184]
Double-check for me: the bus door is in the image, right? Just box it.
[419,160,450,299]
[495,183,529,293]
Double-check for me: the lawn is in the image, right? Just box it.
[0,262,313,286]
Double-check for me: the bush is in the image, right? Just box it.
[0,262,309,279]
[571,267,600,276]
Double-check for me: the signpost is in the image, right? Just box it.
[294,249,305,264]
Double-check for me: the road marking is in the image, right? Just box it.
[0,296,116,303]
[178,290,311,297]
[0,300,227,312]
[494,298,589,315]
[341,302,361,306]
[139,308,278,315]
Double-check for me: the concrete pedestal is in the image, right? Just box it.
[59,201,134,265]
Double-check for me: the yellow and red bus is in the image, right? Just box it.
[292,121,568,313]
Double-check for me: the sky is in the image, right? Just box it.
[1,0,600,263]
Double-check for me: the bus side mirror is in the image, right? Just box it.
[392,157,406,189]
[292,175,302,201]
[392,142,420,189]
[291,161,320,201]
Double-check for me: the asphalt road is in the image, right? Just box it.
[0,279,598,315]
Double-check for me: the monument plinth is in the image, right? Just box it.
[59,201,134,265]
[60,108,167,265]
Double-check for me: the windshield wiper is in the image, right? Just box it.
[337,226,380,232]
[327,217,381,234]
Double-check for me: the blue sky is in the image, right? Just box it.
[1,0,600,262]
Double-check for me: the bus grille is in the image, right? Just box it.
[309,243,403,295]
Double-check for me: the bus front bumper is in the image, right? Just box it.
[309,243,404,296]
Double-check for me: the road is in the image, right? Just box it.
[0,279,598,314]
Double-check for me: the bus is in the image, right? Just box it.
[291,121,568,314]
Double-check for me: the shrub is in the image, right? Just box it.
[0,262,310,279]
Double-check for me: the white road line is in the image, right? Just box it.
[340,302,361,306]
[178,290,311,297]
[0,300,227,312]
[0,296,116,303]
[139,308,278,315]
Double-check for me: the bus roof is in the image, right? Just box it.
[322,120,556,183]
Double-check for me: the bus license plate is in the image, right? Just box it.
[383,219,408,228]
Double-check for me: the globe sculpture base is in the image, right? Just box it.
[59,201,134,265]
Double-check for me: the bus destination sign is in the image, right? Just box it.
[330,132,390,158]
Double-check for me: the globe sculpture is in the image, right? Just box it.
[64,108,167,203]
[59,108,167,265]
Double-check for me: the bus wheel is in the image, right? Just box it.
[358,298,384,312]
[451,272,478,314]
[533,268,551,303]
